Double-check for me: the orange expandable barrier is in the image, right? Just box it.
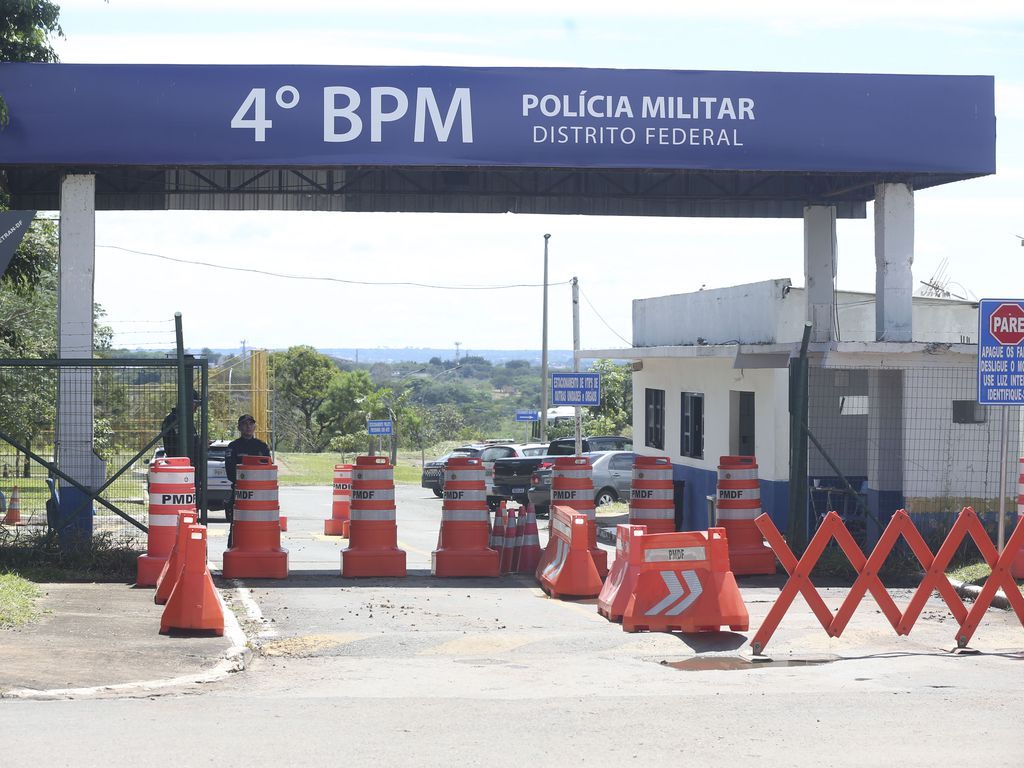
[2,485,22,525]
[515,504,543,575]
[154,510,198,605]
[536,505,603,599]
[715,455,775,575]
[138,457,196,587]
[614,527,749,633]
[629,457,675,534]
[431,457,499,577]
[160,524,224,636]
[1013,458,1024,579]
[551,456,607,579]
[222,456,289,579]
[324,463,353,537]
[597,524,648,622]
[341,456,407,577]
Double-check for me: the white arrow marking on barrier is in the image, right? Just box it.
[645,571,703,616]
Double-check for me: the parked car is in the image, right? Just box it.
[547,435,633,454]
[481,442,547,510]
[144,440,233,510]
[528,450,636,517]
[420,445,482,497]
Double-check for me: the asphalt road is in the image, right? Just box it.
[2,485,1022,767]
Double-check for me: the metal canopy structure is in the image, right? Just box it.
[0,64,995,217]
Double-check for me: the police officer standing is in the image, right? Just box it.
[225,414,270,545]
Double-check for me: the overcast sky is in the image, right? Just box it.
[51,1,1024,355]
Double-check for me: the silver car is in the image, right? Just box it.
[528,450,636,515]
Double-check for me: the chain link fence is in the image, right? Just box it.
[805,360,1021,552]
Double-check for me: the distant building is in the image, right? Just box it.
[584,279,1020,541]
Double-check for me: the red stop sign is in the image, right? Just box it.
[990,303,1024,345]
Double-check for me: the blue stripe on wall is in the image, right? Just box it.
[671,463,789,532]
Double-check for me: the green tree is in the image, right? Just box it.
[0,2,63,129]
[271,345,340,451]
[589,359,633,435]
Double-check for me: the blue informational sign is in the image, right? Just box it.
[515,410,540,422]
[367,419,393,436]
[552,373,601,406]
[978,299,1024,405]
[0,64,994,174]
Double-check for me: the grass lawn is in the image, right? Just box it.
[274,451,424,486]
[0,573,41,628]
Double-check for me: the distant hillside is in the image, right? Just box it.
[317,348,577,366]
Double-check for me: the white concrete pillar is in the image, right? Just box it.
[874,182,914,342]
[865,369,904,544]
[803,205,837,343]
[57,174,104,539]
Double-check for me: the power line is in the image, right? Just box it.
[579,288,631,346]
[97,245,573,291]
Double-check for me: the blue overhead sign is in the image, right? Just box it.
[0,64,994,174]
[552,373,601,407]
[367,419,393,436]
[978,299,1024,405]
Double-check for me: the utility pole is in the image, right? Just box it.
[540,234,550,444]
[573,277,582,456]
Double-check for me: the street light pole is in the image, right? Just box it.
[540,234,550,444]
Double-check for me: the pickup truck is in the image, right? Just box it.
[488,436,633,509]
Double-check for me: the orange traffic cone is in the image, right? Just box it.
[509,507,525,573]
[160,525,224,636]
[3,486,21,525]
[154,510,198,605]
[516,504,543,575]
[222,455,289,579]
[431,457,499,577]
[499,507,518,574]
[490,501,506,549]
[138,458,196,587]
[324,464,353,536]
[340,456,406,577]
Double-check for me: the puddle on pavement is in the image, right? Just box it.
[659,654,840,671]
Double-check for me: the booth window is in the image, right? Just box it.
[645,388,665,450]
[952,400,986,424]
[681,392,704,459]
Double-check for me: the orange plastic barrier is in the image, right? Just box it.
[154,510,198,605]
[324,463,353,536]
[1013,458,1024,579]
[751,507,1024,654]
[431,457,499,577]
[629,457,675,534]
[341,456,407,577]
[597,524,648,622]
[2,485,21,525]
[516,504,543,575]
[536,505,603,599]
[138,457,196,587]
[222,456,289,579]
[551,456,607,579]
[160,524,224,636]
[603,526,748,633]
[715,455,774,575]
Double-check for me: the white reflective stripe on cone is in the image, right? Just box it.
[237,468,277,482]
[554,469,592,480]
[234,489,279,502]
[718,467,758,480]
[351,489,396,502]
[234,509,280,522]
[716,509,760,520]
[149,471,194,484]
[350,509,397,521]
[521,534,540,546]
[630,508,675,519]
[442,489,486,502]
[333,483,352,491]
[354,468,393,481]
[631,488,674,501]
[635,469,673,481]
[719,487,760,501]
[148,513,181,527]
[441,509,491,522]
